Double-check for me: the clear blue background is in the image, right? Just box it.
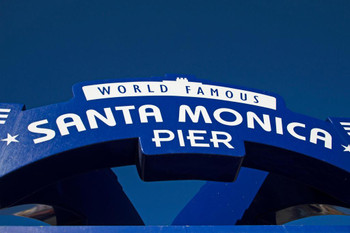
[0,0,349,225]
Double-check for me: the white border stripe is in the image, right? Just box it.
[0,108,10,113]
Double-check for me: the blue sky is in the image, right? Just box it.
[0,0,349,225]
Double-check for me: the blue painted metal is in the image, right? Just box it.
[0,226,349,233]
[0,74,348,227]
[173,167,268,225]
[14,168,143,225]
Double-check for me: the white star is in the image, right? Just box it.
[1,133,19,145]
[342,144,350,152]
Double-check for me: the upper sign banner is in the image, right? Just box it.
[0,74,349,206]
[82,78,277,110]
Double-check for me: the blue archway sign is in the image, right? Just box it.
[0,74,349,227]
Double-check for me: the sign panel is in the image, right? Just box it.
[0,74,349,209]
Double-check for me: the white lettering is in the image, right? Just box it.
[210,131,234,149]
[28,119,56,144]
[213,108,243,126]
[186,130,210,147]
[56,113,86,136]
[247,112,271,132]
[87,108,116,129]
[115,105,135,124]
[275,117,283,135]
[139,105,163,123]
[287,122,306,141]
[310,128,332,149]
[178,105,212,123]
[152,130,174,147]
